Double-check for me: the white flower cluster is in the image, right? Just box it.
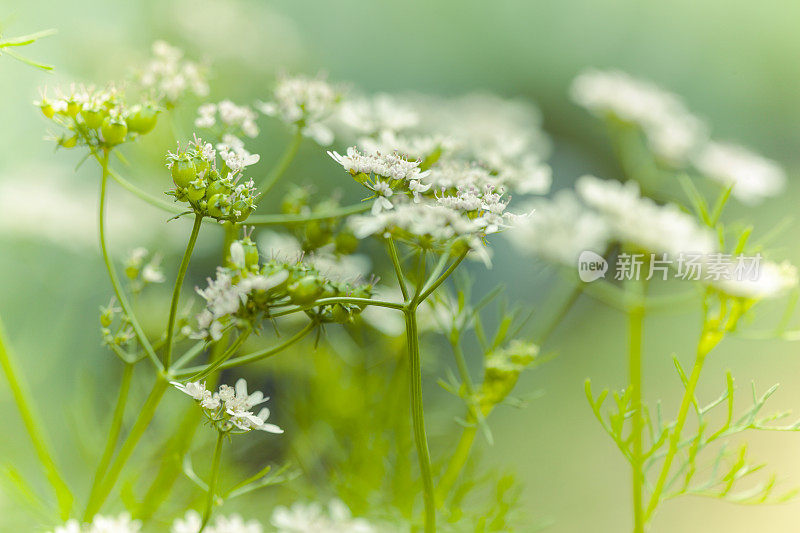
[172,510,262,533]
[570,69,706,165]
[571,69,786,204]
[349,203,492,265]
[711,260,798,300]
[257,73,341,145]
[137,41,208,105]
[508,190,610,266]
[195,100,259,138]
[271,499,377,533]
[337,93,421,136]
[216,134,260,173]
[693,141,785,205]
[171,378,283,434]
[324,89,553,197]
[194,263,288,340]
[328,147,429,182]
[576,175,716,258]
[50,513,140,533]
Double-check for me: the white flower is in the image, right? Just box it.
[576,175,715,258]
[217,134,261,172]
[570,69,707,164]
[407,179,431,202]
[228,406,283,433]
[712,260,798,300]
[87,513,142,533]
[358,129,445,161]
[51,521,81,533]
[693,141,785,204]
[271,500,375,533]
[193,265,288,340]
[335,93,420,135]
[327,147,429,182]
[257,73,340,145]
[171,510,263,533]
[171,380,207,400]
[507,190,610,266]
[137,41,208,104]
[195,101,259,138]
[142,257,166,283]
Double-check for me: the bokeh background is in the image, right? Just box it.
[2,0,800,531]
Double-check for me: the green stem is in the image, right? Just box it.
[404,307,436,533]
[419,250,467,302]
[0,316,73,519]
[200,432,225,531]
[83,377,168,520]
[108,168,184,215]
[87,363,134,506]
[98,151,163,371]
[436,419,477,507]
[164,214,203,369]
[258,130,303,197]
[644,332,716,522]
[387,238,409,301]
[247,203,370,226]
[437,280,582,508]
[175,321,317,376]
[628,302,645,533]
[267,296,403,318]
[184,330,251,382]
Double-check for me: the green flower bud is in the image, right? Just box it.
[206,193,231,218]
[39,102,55,119]
[171,158,197,189]
[58,134,78,149]
[288,275,324,305]
[480,340,538,411]
[126,104,159,134]
[186,178,207,202]
[232,200,253,222]
[334,230,359,255]
[66,99,81,118]
[81,108,105,129]
[242,238,260,269]
[205,179,232,200]
[331,304,353,323]
[101,117,128,145]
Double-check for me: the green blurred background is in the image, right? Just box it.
[3,0,800,531]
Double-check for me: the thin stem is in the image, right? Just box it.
[107,167,184,215]
[437,278,583,508]
[267,296,403,318]
[172,341,209,371]
[628,301,645,533]
[200,432,225,531]
[83,377,169,520]
[164,214,203,369]
[185,330,251,382]
[87,363,134,506]
[258,130,303,197]
[419,250,468,302]
[387,238,409,301]
[176,321,317,376]
[404,307,436,532]
[248,203,369,226]
[0,316,73,519]
[98,151,163,372]
[644,331,716,522]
